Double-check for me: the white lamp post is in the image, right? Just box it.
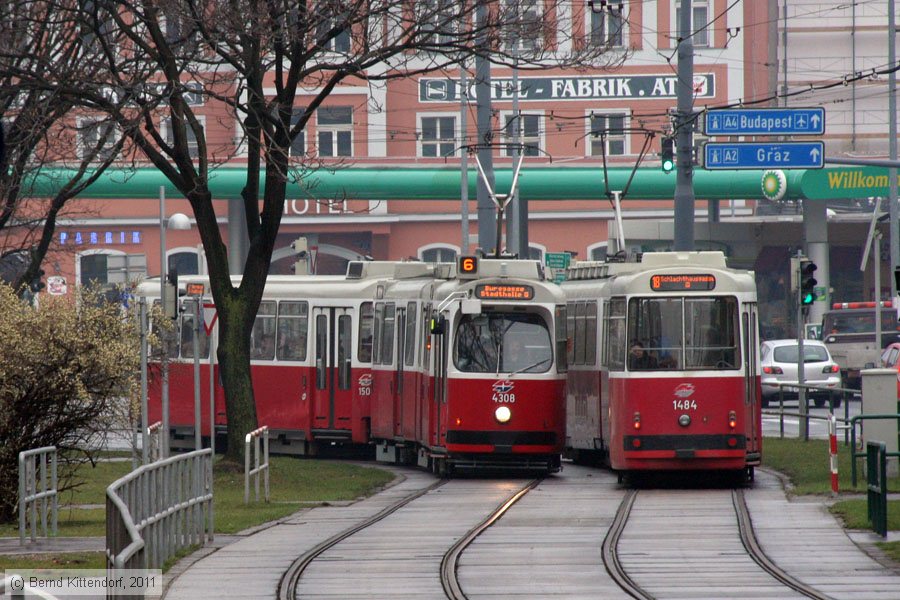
[159,185,191,459]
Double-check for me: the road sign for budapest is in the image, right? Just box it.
[704,108,825,136]
[703,141,824,170]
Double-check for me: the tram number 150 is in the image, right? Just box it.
[673,399,697,411]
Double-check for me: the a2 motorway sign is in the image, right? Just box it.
[704,108,825,136]
[703,141,824,170]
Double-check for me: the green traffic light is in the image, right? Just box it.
[801,291,817,305]
[660,137,675,173]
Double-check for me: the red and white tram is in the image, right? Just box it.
[368,256,567,474]
[139,256,567,474]
[562,251,762,477]
[138,273,385,454]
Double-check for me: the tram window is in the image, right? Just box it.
[277,301,308,361]
[455,313,551,374]
[575,302,587,365]
[404,302,417,367]
[250,301,276,360]
[584,301,597,365]
[372,303,384,364]
[555,305,568,373]
[315,314,327,389]
[566,302,576,365]
[179,299,210,359]
[683,297,739,370]
[358,302,373,363]
[604,298,626,370]
[627,297,682,370]
[338,315,352,389]
[381,303,396,365]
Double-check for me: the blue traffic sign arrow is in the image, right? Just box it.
[703,141,824,170]
[704,108,825,136]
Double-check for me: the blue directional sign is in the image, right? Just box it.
[704,108,825,136]
[703,141,824,170]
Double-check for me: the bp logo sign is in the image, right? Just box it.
[761,170,787,201]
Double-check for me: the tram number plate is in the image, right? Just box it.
[673,399,698,411]
[493,392,516,403]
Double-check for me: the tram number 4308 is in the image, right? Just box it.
[673,399,697,411]
[493,393,516,403]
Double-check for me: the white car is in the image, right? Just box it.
[760,339,842,408]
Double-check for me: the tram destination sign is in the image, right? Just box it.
[704,108,825,136]
[703,141,824,170]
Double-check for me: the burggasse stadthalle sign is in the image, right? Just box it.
[419,74,716,102]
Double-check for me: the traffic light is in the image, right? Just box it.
[799,258,817,305]
[660,137,675,173]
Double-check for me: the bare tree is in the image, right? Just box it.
[0,0,135,296]
[9,0,623,463]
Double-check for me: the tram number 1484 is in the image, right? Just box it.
[673,399,698,411]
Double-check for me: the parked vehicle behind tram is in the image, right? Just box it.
[561,251,762,479]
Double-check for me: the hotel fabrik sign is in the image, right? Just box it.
[419,74,715,102]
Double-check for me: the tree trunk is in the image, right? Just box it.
[216,303,258,465]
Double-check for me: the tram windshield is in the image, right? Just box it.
[454,313,553,374]
[625,296,740,370]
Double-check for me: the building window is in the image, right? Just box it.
[317,106,352,157]
[417,0,457,48]
[588,1,625,47]
[588,242,608,261]
[588,113,626,156]
[78,118,118,162]
[168,250,199,276]
[162,116,204,159]
[316,11,350,53]
[420,245,458,263]
[503,0,543,54]
[420,115,456,157]
[504,113,542,157]
[675,1,709,48]
[163,10,199,52]
[290,108,307,157]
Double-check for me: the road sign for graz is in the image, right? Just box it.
[703,141,824,170]
[704,108,825,136]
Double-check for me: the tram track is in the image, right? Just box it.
[602,487,836,600]
[276,479,446,600]
[440,478,541,600]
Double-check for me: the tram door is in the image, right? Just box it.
[311,307,354,435]
[394,307,406,437]
[431,312,448,447]
[742,303,761,452]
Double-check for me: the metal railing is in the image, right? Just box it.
[764,382,855,443]
[244,426,270,504]
[106,448,213,584]
[146,421,163,463]
[849,414,900,487]
[867,441,889,537]
[19,446,58,545]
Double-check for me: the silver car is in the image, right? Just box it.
[760,339,842,408]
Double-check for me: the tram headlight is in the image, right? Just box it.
[495,406,512,424]
[678,414,691,427]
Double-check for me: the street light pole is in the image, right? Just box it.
[159,186,170,459]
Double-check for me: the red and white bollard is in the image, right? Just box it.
[829,413,839,496]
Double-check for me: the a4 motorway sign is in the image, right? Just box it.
[704,108,825,136]
[703,141,824,170]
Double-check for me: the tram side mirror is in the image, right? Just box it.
[460,299,482,315]
[430,315,446,335]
